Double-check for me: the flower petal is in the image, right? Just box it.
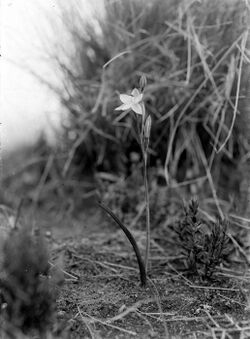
[115,103,131,111]
[131,103,143,115]
[119,94,133,104]
[133,93,143,104]
[131,88,140,96]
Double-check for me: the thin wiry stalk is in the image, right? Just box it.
[137,102,151,273]
[143,150,150,273]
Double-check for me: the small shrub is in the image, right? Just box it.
[175,199,232,279]
[0,227,56,336]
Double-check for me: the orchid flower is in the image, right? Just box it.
[113,76,152,276]
[115,88,143,115]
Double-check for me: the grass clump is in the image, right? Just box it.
[46,0,247,195]
[175,199,232,279]
[0,227,56,337]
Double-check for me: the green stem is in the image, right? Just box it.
[137,104,151,273]
[143,150,150,273]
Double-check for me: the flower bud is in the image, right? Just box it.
[144,115,152,139]
[139,75,147,92]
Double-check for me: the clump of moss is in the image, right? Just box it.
[0,227,56,336]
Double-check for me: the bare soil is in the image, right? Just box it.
[30,199,250,339]
[1,151,250,338]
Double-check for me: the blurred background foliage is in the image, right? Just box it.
[2,0,249,217]
[51,0,248,200]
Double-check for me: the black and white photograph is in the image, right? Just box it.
[1,0,250,338]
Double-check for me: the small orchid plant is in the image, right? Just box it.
[115,76,152,274]
[99,75,152,285]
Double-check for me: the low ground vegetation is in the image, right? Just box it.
[1,153,250,338]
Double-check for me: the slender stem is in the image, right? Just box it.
[137,103,151,272]
[143,150,150,273]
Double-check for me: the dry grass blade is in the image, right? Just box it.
[76,310,137,336]
[216,30,248,153]
[148,277,170,339]
[105,298,153,324]
[77,305,96,339]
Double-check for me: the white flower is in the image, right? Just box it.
[115,88,143,115]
